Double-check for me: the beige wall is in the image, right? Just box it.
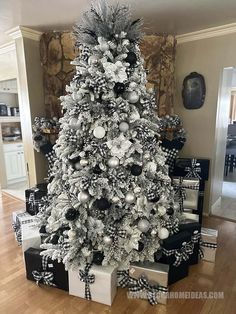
[174,33,236,213]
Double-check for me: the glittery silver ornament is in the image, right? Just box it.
[158,206,166,216]
[88,55,99,65]
[134,187,141,194]
[103,235,113,245]
[158,228,169,240]
[93,126,106,139]
[112,196,120,203]
[107,156,120,168]
[143,152,151,160]
[173,203,180,210]
[146,161,157,173]
[68,230,77,240]
[78,191,90,203]
[127,91,139,104]
[137,219,150,233]
[125,192,136,204]
[80,159,89,167]
[119,121,129,132]
[151,229,157,237]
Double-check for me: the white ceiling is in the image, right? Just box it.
[1,0,236,46]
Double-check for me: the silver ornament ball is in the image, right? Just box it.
[151,229,157,237]
[88,55,99,65]
[80,159,89,167]
[138,219,150,233]
[78,191,90,203]
[103,236,113,245]
[108,156,120,168]
[112,196,120,203]
[93,126,106,139]
[158,228,169,240]
[125,192,136,204]
[74,162,81,170]
[119,121,129,132]
[69,118,79,129]
[173,203,180,210]
[68,230,77,240]
[158,206,167,216]
[127,91,140,104]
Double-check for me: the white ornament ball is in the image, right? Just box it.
[103,236,113,245]
[93,126,106,139]
[88,55,99,65]
[146,161,157,173]
[119,121,129,132]
[151,229,157,237]
[127,91,140,104]
[80,159,89,167]
[108,156,120,168]
[134,186,141,194]
[158,228,169,240]
[158,206,167,216]
[137,219,150,233]
[125,192,136,204]
[68,230,77,240]
[74,162,81,170]
[78,191,90,203]
[173,203,180,211]
[112,196,120,203]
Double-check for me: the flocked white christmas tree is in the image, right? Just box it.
[39,0,182,270]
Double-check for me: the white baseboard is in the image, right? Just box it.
[211,197,222,213]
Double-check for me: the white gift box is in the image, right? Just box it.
[183,212,199,223]
[12,211,38,244]
[69,265,117,306]
[21,222,41,252]
[201,227,218,262]
[12,210,26,241]
[128,262,169,305]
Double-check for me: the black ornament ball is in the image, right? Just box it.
[33,134,43,141]
[65,207,79,221]
[131,164,143,176]
[166,207,174,215]
[39,225,47,234]
[137,241,144,252]
[69,156,81,165]
[125,51,137,65]
[94,198,111,210]
[114,82,125,94]
[149,196,160,203]
[93,165,102,174]
[92,251,104,265]
[51,234,59,245]
[150,209,156,215]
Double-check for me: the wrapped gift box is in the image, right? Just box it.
[24,247,68,291]
[173,158,210,180]
[128,262,169,305]
[179,222,201,265]
[12,209,25,242]
[21,223,41,252]
[173,177,199,211]
[25,187,48,215]
[201,227,218,262]
[155,231,192,285]
[69,264,117,306]
[183,212,199,223]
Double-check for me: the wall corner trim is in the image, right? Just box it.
[176,22,236,44]
[5,26,42,41]
[0,41,15,55]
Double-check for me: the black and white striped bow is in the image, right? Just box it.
[117,270,129,288]
[173,177,199,211]
[129,275,168,306]
[191,231,201,244]
[199,237,217,259]
[79,263,95,300]
[184,159,202,179]
[162,241,194,267]
[32,255,56,287]
[106,226,126,240]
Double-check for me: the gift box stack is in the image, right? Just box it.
[25,183,48,216]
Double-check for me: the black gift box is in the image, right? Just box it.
[179,222,201,265]
[24,248,68,291]
[155,231,191,285]
[25,187,47,215]
[173,158,210,181]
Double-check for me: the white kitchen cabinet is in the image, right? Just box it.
[3,143,26,184]
[0,79,18,93]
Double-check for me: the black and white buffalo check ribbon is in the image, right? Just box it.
[173,177,199,211]
[199,237,217,259]
[162,241,194,267]
[79,263,95,300]
[129,275,168,306]
[106,226,126,240]
[117,270,130,288]
[32,255,56,287]
[184,159,202,179]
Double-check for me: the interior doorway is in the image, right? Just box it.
[211,68,236,220]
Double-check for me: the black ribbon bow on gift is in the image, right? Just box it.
[162,241,194,267]
[184,159,202,179]
[129,275,168,306]
[79,263,95,300]
[32,255,56,287]
[117,270,129,288]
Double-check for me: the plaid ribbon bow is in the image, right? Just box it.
[79,263,95,300]
[106,226,126,240]
[129,275,168,306]
[191,230,201,244]
[117,270,129,288]
[199,237,217,259]
[173,177,199,211]
[184,159,202,179]
[162,241,194,267]
[32,255,56,287]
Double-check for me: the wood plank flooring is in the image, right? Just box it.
[0,192,235,314]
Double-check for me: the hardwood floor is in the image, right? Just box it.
[0,193,235,314]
